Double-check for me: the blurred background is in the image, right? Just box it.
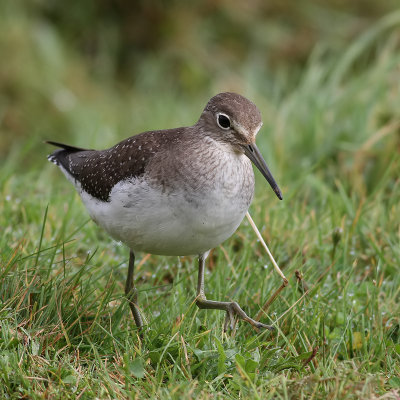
[1,0,399,164]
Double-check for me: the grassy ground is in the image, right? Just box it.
[1,8,400,400]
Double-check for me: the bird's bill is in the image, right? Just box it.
[243,143,283,200]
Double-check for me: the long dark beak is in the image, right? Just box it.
[243,143,283,200]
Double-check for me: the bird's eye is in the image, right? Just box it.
[217,114,231,129]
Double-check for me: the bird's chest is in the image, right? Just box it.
[174,153,255,233]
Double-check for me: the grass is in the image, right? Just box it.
[1,8,400,400]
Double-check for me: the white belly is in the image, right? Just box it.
[80,177,251,256]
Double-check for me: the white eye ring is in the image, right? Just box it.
[216,113,231,130]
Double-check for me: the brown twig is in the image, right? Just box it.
[255,280,288,321]
[295,270,309,293]
[303,346,319,367]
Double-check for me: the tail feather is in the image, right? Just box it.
[46,140,90,168]
[45,140,88,152]
[47,150,62,166]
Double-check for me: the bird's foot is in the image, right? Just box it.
[196,297,274,332]
[223,301,274,332]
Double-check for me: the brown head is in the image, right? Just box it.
[197,92,283,200]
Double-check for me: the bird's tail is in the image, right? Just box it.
[45,141,89,166]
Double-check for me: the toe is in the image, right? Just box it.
[255,321,275,331]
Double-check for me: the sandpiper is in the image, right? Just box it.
[47,92,282,331]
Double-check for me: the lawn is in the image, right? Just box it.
[0,4,399,399]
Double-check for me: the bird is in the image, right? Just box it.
[46,92,282,332]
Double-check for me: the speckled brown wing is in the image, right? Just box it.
[47,129,183,201]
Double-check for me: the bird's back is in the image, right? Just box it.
[47,129,185,201]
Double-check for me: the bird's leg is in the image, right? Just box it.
[125,250,143,329]
[195,252,274,332]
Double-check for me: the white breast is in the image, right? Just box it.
[78,151,254,256]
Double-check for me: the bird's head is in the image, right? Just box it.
[198,92,283,200]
